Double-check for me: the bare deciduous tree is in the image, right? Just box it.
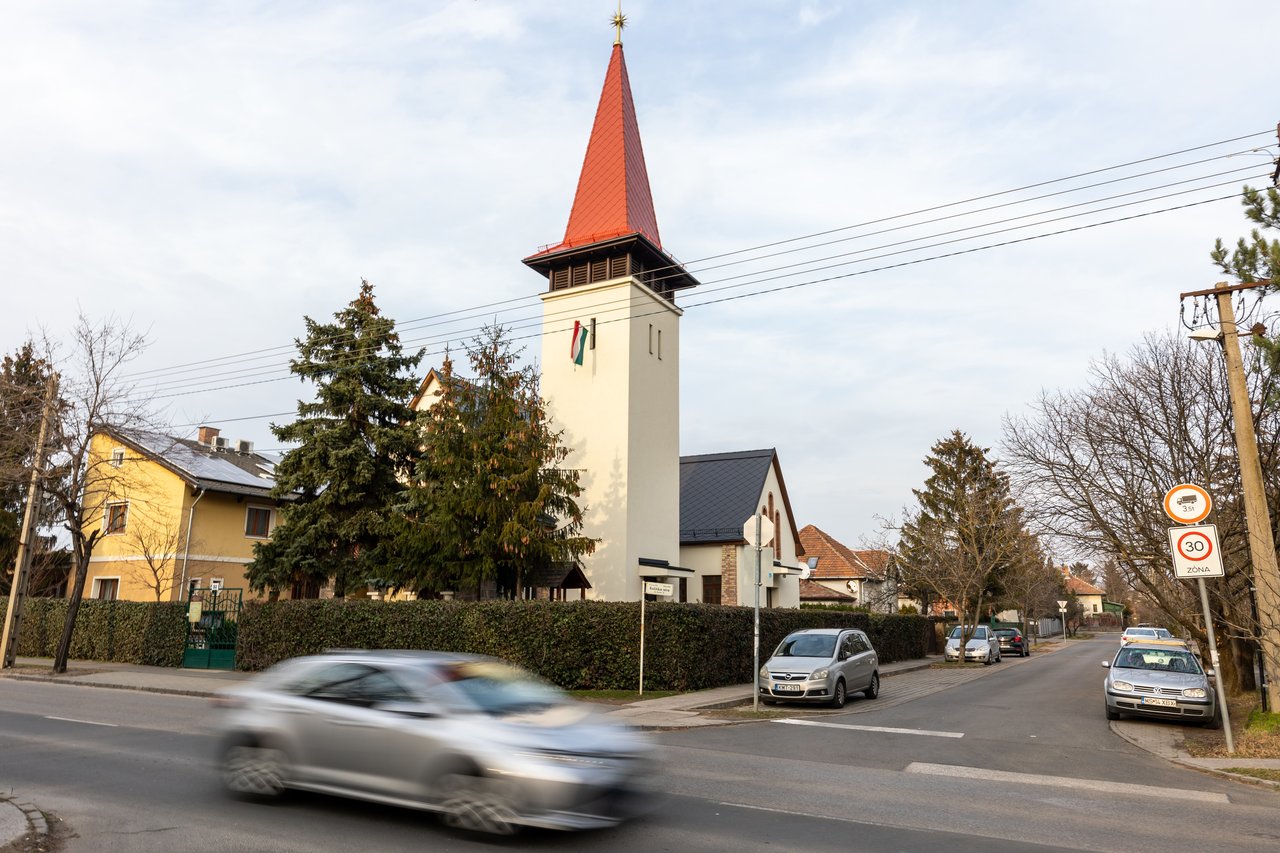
[1003,330,1279,691]
[37,315,164,673]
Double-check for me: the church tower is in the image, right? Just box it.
[523,22,699,601]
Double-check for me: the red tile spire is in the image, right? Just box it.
[542,43,662,255]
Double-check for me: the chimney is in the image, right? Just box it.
[197,425,220,446]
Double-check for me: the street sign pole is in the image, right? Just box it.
[1057,600,1068,643]
[753,513,761,713]
[1197,577,1234,753]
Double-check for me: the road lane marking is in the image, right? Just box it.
[905,762,1229,803]
[773,718,964,738]
[44,715,118,727]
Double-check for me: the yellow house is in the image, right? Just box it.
[82,425,288,602]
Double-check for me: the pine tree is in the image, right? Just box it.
[895,430,1029,645]
[393,325,595,598]
[248,280,422,599]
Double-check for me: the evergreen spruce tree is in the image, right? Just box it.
[896,430,1029,645]
[394,325,594,598]
[0,342,57,591]
[248,280,422,599]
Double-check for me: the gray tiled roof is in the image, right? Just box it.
[679,449,775,544]
[115,430,279,499]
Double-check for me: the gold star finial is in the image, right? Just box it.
[612,2,626,46]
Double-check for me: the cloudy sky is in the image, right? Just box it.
[3,1,1278,548]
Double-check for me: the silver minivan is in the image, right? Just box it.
[759,628,880,708]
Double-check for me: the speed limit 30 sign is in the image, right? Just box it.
[1167,524,1225,578]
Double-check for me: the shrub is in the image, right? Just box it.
[237,599,928,690]
[0,597,188,667]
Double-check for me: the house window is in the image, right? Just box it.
[94,578,119,600]
[110,448,125,467]
[1093,603,1099,613]
[210,578,224,592]
[678,577,687,602]
[245,506,272,538]
[702,575,722,605]
[104,502,128,534]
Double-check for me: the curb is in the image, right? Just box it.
[1,797,50,848]
[1108,720,1280,788]
[688,660,945,711]
[2,672,219,699]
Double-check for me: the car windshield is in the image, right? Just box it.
[425,660,568,716]
[1155,628,1174,638]
[1125,629,1157,637]
[774,634,836,658]
[948,627,984,640]
[1114,649,1201,673]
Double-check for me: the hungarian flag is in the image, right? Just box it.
[571,321,588,365]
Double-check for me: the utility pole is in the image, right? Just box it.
[1181,279,1280,710]
[1,373,58,669]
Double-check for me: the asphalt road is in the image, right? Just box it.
[2,637,1278,852]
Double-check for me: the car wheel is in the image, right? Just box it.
[1105,705,1121,721]
[221,740,289,799]
[437,773,519,836]
[983,653,993,666]
[829,679,847,708]
[1022,647,1030,657]
[863,673,880,700]
[1203,707,1222,730]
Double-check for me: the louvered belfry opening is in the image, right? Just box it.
[529,232,696,304]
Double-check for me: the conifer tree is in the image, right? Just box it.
[393,325,594,598]
[895,430,1030,648]
[248,280,422,599]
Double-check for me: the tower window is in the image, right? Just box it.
[648,324,653,355]
[657,329,662,360]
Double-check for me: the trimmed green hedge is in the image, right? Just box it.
[0,597,188,667]
[0,596,929,689]
[236,599,929,690]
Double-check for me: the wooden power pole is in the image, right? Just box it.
[1183,280,1280,710]
[0,373,58,669]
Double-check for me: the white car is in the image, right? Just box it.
[944,625,1001,665]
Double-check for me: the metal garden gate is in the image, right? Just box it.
[183,586,242,670]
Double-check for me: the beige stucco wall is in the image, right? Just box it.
[540,276,681,601]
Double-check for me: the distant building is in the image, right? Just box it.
[797,525,896,613]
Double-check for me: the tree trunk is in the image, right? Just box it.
[53,547,88,674]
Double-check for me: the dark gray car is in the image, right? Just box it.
[759,628,880,708]
[212,650,658,835]
[1102,643,1218,728]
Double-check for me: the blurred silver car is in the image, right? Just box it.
[211,650,657,835]
[944,625,1001,664]
[1103,643,1218,727]
[759,628,880,707]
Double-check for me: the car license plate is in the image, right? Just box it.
[1141,697,1177,707]
[773,683,802,693]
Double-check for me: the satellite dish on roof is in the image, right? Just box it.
[847,580,856,592]
[799,565,812,580]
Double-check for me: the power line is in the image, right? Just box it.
[122,129,1277,387]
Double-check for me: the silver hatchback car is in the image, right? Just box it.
[212,650,658,835]
[1103,643,1218,727]
[759,628,880,708]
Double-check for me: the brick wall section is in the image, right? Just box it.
[721,544,737,605]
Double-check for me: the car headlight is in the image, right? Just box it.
[1183,688,1207,699]
[1112,680,1134,692]
[811,668,829,681]
[759,666,770,679]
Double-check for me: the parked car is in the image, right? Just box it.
[1102,643,1218,727]
[759,628,880,708]
[1120,627,1189,650]
[944,625,1001,665]
[994,627,1030,657]
[211,650,658,835]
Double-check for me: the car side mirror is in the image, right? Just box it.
[1101,661,1110,668]
[1204,668,1215,677]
